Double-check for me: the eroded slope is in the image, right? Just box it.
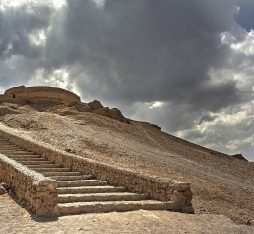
[0,102,253,225]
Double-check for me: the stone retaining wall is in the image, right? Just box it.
[0,127,194,213]
[0,154,58,215]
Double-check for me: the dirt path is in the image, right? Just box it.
[1,194,253,234]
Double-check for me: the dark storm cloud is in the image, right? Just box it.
[43,0,244,111]
[0,2,52,87]
[0,4,51,58]
[199,114,217,125]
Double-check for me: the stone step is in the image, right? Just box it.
[50,175,94,181]
[5,154,42,158]
[58,192,148,203]
[0,146,22,150]
[58,200,175,215]
[57,186,126,194]
[1,150,33,156]
[0,142,12,145]
[10,157,46,162]
[0,150,33,155]
[43,171,81,177]
[28,164,63,168]
[57,180,108,187]
[35,168,71,173]
[19,160,54,165]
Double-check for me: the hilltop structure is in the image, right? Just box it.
[0,86,80,105]
[0,86,131,123]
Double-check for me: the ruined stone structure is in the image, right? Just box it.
[0,86,192,215]
[0,86,131,123]
[1,86,80,105]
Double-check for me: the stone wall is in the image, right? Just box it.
[0,126,194,213]
[0,94,26,105]
[3,86,80,105]
[0,153,58,215]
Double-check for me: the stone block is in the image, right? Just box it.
[0,185,7,195]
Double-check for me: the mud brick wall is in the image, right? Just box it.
[3,86,80,104]
[0,153,58,215]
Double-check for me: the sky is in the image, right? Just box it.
[0,0,254,161]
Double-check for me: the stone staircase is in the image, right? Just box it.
[0,137,173,215]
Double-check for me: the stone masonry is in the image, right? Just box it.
[0,124,194,215]
[1,86,80,105]
[0,153,58,215]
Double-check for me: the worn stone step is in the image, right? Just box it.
[0,146,22,150]
[3,151,33,155]
[1,150,33,156]
[57,186,126,194]
[19,160,54,165]
[57,180,108,187]
[0,150,33,155]
[28,164,62,168]
[10,157,46,162]
[58,200,175,215]
[0,142,12,144]
[51,175,94,181]
[58,192,148,203]
[5,154,42,158]
[43,171,81,177]
[35,168,71,173]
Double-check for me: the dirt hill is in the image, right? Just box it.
[0,99,254,232]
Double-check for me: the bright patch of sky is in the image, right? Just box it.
[230,30,254,55]
[149,101,164,109]
[29,30,46,46]
[28,68,80,95]
[0,0,66,9]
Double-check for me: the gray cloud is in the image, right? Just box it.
[43,0,242,110]
[0,2,52,87]
[0,4,51,58]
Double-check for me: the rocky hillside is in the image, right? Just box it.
[0,100,253,226]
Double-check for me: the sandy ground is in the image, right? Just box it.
[0,104,254,229]
[1,194,254,234]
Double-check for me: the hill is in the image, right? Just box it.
[0,86,253,232]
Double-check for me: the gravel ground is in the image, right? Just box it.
[1,194,254,234]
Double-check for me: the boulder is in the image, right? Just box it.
[93,107,129,123]
[88,100,104,110]
[147,122,161,130]
[0,185,7,195]
[69,102,92,112]
[232,154,248,161]
[109,108,129,123]
[1,182,10,190]
[0,106,21,116]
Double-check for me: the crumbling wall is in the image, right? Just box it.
[3,86,80,105]
[0,153,58,215]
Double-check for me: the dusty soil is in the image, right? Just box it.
[0,102,254,230]
[1,193,253,234]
